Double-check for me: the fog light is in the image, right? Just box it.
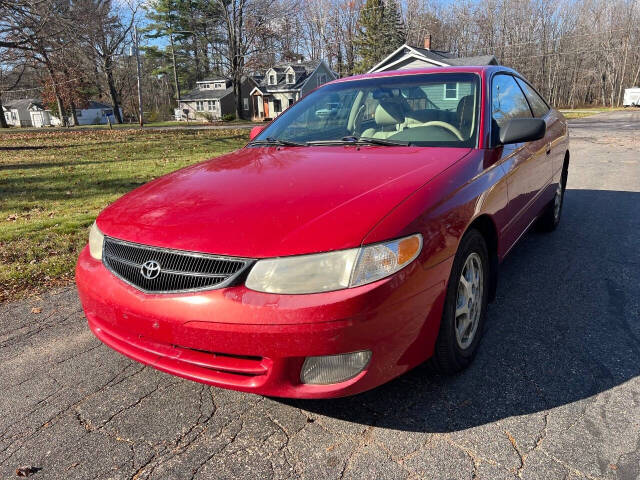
[300,351,371,385]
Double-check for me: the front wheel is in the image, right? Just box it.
[430,229,489,374]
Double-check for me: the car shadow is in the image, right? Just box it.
[278,189,640,432]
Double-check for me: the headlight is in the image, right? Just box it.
[245,233,422,294]
[88,221,104,260]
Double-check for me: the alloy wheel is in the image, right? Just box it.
[455,252,484,350]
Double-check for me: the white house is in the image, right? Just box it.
[3,98,122,127]
[3,98,39,127]
[248,60,337,121]
[29,102,57,127]
[368,36,498,73]
[72,101,122,125]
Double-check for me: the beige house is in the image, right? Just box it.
[176,79,235,121]
[248,60,336,121]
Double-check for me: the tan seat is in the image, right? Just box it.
[361,101,406,139]
[456,95,476,139]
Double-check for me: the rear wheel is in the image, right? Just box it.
[537,163,568,232]
[430,229,489,374]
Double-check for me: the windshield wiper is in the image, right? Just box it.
[307,136,411,146]
[247,137,307,147]
[355,136,411,146]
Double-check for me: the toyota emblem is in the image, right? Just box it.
[140,260,161,280]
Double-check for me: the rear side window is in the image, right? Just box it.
[491,74,532,128]
[515,78,550,118]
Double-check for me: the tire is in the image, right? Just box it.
[536,163,568,232]
[430,229,490,374]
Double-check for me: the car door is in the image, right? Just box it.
[490,73,549,254]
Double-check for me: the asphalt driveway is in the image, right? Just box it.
[1,110,639,479]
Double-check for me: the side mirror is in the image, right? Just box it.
[499,118,546,145]
[249,125,264,141]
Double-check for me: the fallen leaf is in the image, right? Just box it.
[31,307,41,314]
[16,466,40,477]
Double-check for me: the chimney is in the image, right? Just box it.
[424,34,432,50]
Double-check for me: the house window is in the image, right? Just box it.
[207,100,216,110]
[444,83,458,100]
[243,98,249,110]
[288,98,294,107]
[287,73,294,84]
[214,83,222,89]
[269,74,276,85]
[196,101,204,111]
[273,99,282,113]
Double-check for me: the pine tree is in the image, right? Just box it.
[354,0,406,73]
[382,0,406,51]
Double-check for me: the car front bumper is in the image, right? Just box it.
[76,246,451,398]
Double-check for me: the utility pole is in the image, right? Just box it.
[169,32,181,106]
[134,26,144,127]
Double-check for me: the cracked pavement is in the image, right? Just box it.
[1,111,639,479]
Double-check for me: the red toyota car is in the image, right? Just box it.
[76,66,569,398]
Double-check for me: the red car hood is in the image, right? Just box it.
[97,145,471,257]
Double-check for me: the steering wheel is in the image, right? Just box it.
[420,121,464,141]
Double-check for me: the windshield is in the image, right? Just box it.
[254,73,480,147]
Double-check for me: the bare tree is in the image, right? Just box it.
[210,0,288,119]
[76,0,139,123]
[0,0,73,126]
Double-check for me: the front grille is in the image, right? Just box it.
[102,237,253,293]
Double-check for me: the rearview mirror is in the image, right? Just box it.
[498,118,546,145]
[249,125,264,141]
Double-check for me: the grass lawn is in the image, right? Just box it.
[561,111,598,119]
[0,119,257,134]
[0,128,248,302]
[559,107,628,119]
[79,119,257,128]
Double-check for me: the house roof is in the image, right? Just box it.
[4,98,40,110]
[369,44,499,73]
[180,86,234,101]
[408,45,456,61]
[254,60,329,93]
[447,55,499,66]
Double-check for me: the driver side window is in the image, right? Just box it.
[491,74,533,145]
[491,75,532,128]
